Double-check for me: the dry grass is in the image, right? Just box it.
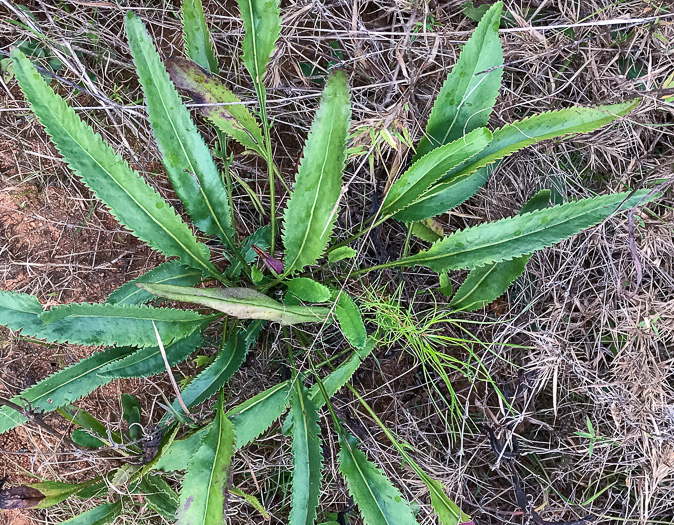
[0,0,673,524]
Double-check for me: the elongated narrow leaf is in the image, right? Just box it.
[335,293,367,350]
[289,381,322,525]
[230,487,270,520]
[283,339,374,434]
[328,246,357,263]
[134,475,179,519]
[338,432,418,525]
[37,303,205,347]
[106,261,202,306]
[415,2,503,160]
[426,477,470,525]
[382,128,491,217]
[167,322,262,413]
[99,329,203,379]
[282,71,351,273]
[177,392,235,525]
[451,189,550,311]
[182,0,218,73]
[126,13,234,245]
[139,284,331,325]
[62,501,122,525]
[236,0,281,88]
[154,426,210,472]
[166,57,265,156]
[287,278,331,303]
[398,100,640,221]
[10,49,216,275]
[398,190,653,273]
[0,346,135,434]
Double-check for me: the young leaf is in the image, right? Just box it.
[338,431,418,525]
[450,189,550,311]
[10,49,217,276]
[37,303,206,347]
[414,2,503,160]
[287,278,331,303]
[125,13,235,245]
[397,100,640,222]
[398,189,654,273]
[61,501,122,524]
[99,329,202,379]
[230,486,270,520]
[182,0,218,73]
[289,381,322,525]
[0,345,135,434]
[106,261,202,306]
[166,57,265,156]
[122,393,143,442]
[282,71,351,274]
[177,392,235,525]
[335,293,367,350]
[134,474,180,519]
[235,0,281,88]
[328,246,357,263]
[166,322,262,414]
[226,225,271,278]
[138,284,331,326]
[381,128,491,217]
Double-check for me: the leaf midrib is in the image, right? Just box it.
[344,443,392,524]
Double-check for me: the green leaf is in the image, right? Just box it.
[99,329,203,379]
[383,128,492,217]
[134,475,180,519]
[10,48,216,276]
[282,71,351,273]
[230,486,270,520]
[122,393,143,442]
[451,189,550,311]
[61,501,122,524]
[409,220,442,242]
[338,431,418,525]
[166,57,265,156]
[398,100,641,222]
[0,479,99,510]
[236,0,281,88]
[328,246,357,263]
[71,429,105,448]
[106,261,202,306]
[182,0,218,73]
[177,392,235,525]
[154,426,210,472]
[226,225,271,278]
[167,322,262,414]
[0,289,45,335]
[289,381,322,525]
[426,477,470,525]
[414,2,503,160]
[139,284,331,326]
[125,13,235,245]
[37,302,206,347]
[335,293,367,350]
[287,278,331,302]
[0,345,135,434]
[399,190,654,273]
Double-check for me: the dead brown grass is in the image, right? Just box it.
[0,0,672,524]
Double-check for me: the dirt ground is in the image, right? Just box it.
[1,0,673,524]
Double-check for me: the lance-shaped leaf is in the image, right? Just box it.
[397,100,640,222]
[450,189,550,311]
[99,329,204,379]
[139,284,331,325]
[0,345,135,434]
[414,2,503,160]
[335,292,367,350]
[133,475,179,520]
[166,57,265,156]
[155,380,292,471]
[36,303,206,347]
[338,431,418,525]
[182,0,218,73]
[289,381,322,525]
[62,501,122,524]
[381,128,491,217]
[282,71,351,273]
[235,0,281,88]
[0,480,98,510]
[10,49,216,276]
[106,261,202,306]
[397,190,654,274]
[166,322,263,414]
[177,392,235,525]
[126,13,235,245]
